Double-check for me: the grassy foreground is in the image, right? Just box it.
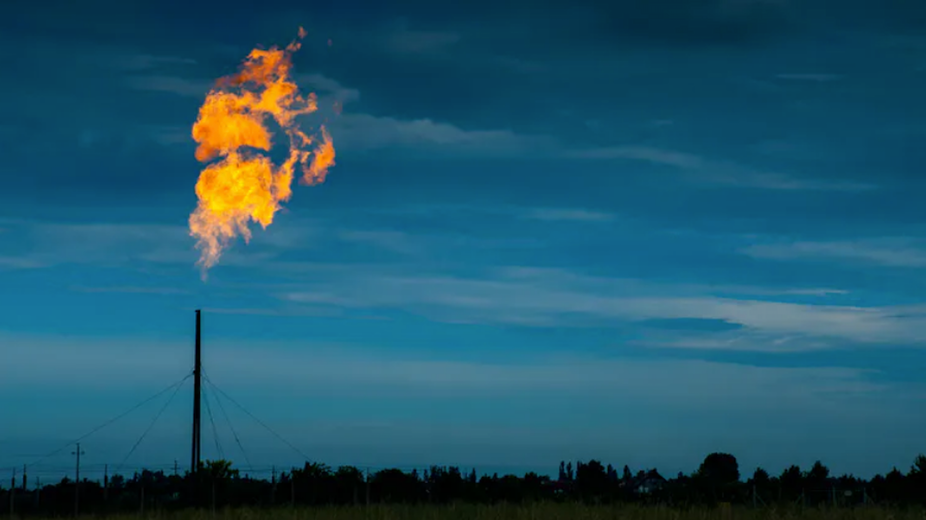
[58,504,926,520]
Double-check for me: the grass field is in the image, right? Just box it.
[53,504,925,520]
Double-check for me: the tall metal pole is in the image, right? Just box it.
[72,443,85,517]
[191,310,202,476]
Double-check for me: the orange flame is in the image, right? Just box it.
[189,27,335,274]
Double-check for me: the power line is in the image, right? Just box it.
[206,374,253,473]
[202,384,225,461]
[114,375,190,476]
[202,374,311,462]
[28,373,193,467]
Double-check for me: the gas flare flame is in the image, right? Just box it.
[189,27,335,275]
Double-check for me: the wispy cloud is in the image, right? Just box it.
[629,330,838,353]
[779,288,850,296]
[0,333,890,416]
[568,146,703,169]
[775,73,843,82]
[328,113,552,156]
[379,19,462,57]
[16,38,199,73]
[0,218,326,271]
[91,52,198,72]
[69,285,190,295]
[0,209,541,273]
[125,71,357,106]
[724,173,873,192]
[336,229,420,254]
[295,73,361,104]
[0,256,47,270]
[3,331,922,480]
[7,216,909,350]
[125,69,552,158]
[111,64,865,171]
[742,239,926,268]
[9,329,917,474]
[197,306,344,318]
[571,145,875,192]
[124,74,211,98]
[4,220,196,269]
[520,208,615,222]
[275,267,925,346]
[141,125,190,146]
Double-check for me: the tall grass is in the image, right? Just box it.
[46,504,925,520]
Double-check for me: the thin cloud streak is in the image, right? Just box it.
[521,208,615,222]
[569,145,876,192]
[774,73,843,82]
[277,269,923,346]
[69,285,190,295]
[4,217,915,349]
[116,68,874,189]
[0,333,889,415]
[742,239,926,268]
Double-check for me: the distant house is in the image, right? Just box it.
[545,479,574,495]
[631,470,666,494]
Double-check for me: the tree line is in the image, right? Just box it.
[2,452,925,515]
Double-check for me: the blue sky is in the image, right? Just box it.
[2,0,926,482]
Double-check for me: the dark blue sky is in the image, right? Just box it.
[2,0,926,482]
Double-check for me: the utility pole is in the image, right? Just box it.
[21,465,26,492]
[191,310,203,477]
[174,460,179,477]
[73,443,85,517]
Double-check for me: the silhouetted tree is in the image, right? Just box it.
[576,460,608,502]
[802,460,830,504]
[905,454,926,505]
[752,467,770,486]
[695,453,740,503]
[5,451,926,511]
[779,464,803,501]
[697,453,739,485]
